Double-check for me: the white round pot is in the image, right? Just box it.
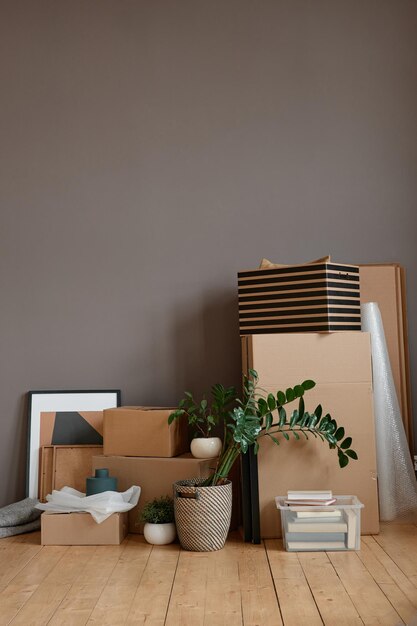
[190,437,222,459]
[143,522,176,545]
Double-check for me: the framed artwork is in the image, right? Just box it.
[39,411,104,446]
[27,390,121,498]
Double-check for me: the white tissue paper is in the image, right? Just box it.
[361,302,417,521]
[35,485,141,523]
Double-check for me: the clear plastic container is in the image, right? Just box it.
[275,495,364,551]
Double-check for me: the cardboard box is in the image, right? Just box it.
[103,407,188,457]
[92,454,217,533]
[238,261,361,335]
[241,332,379,538]
[41,512,128,545]
[359,264,413,451]
[39,445,103,502]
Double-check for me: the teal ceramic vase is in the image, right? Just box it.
[86,468,117,496]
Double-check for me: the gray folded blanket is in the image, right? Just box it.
[0,519,41,538]
[0,497,41,537]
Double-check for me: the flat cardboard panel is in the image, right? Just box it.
[39,446,53,502]
[243,333,379,537]
[92,454,216,533]
[103,407,188,457]
[41,512,127,545]
[39,445,103,499]
[53,446,103,492]
[359,264,413,450]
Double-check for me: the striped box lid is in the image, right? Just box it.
[238,262,361,334]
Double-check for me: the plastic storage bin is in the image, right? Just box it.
[275,495,364,551]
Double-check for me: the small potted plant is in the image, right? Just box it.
[140,496,176,545]
[168,384,235,459]
[170,370,358,552]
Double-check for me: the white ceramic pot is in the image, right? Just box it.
[190,437,222,459]
[143,522,176,545]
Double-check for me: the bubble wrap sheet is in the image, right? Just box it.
[361,302,417,521]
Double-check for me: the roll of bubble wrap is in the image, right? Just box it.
[361,302,417,521]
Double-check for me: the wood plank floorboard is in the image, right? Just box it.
[0,526,417,625]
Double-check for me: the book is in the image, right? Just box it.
[284,498,337,506]
[287,490,333,500]
[345,509,357,549]
[287,540,345,551]
[287,521,348,533]
[295,510,341,519]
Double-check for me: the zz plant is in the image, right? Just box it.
[170,369,358,487]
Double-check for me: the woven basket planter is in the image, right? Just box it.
[173,478,232,552]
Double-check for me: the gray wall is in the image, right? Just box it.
[1,0,416,506]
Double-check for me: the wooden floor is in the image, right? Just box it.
[1,524,417,625]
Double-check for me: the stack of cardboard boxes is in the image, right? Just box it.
[42,407,218,544]
[92,407,217,534]
[238,260,388,541]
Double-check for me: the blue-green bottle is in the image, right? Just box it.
[86,468,117,496]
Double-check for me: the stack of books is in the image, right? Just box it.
[281,491,357,551]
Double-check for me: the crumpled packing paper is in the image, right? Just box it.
[36,485,141,523]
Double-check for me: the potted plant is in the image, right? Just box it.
[170,370,358,552]
[140,496,176,545]
[168,384,235,459]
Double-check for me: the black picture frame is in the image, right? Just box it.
[26,389,121,498]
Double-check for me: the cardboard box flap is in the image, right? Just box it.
[113,406,175,411]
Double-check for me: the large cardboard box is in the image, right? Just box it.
[359,264,413,451]
[103,406,188,457]
[41,512,128,545]
[241,332,379,537]
[238,261,361,335]
[92,454,217,533]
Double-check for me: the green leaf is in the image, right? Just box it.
[286,388,295,403]
[184,391,193,399]
[265,413,273,431]
[298,397,305,419]
[277,391,286,406]
[290,410,299,427]
[302,379,316,391]
[341,437,352,449]
[279,407,287,426]
[282,432,290,440]
[338,452,349,468]
[249,369,258,380]
[335,427,345,441]
[254,441,259,455]
[257,398,268,415]
[315,404,323,420]
[345,449,358,460]
[168,413,176,425]
[326,421,337,435]
[268,434,280,446]
[267,394,276,411]
[294,385,304,398]
[301,412,310,427]
[307,413,318,428]
[292,430,300,440]
[200,399,207,411]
